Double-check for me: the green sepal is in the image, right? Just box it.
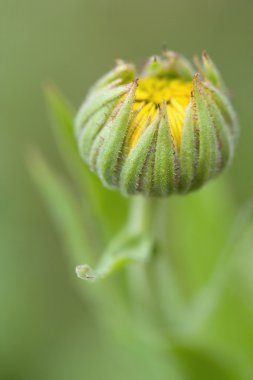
[141,55,166,77]
[207,83,239,139]
[75,83,131,135]
[120,113,160,196]
[163,51,195,80]
[178,103,197,193]
[191,75,218,189]
[78,99,117,162]
[91,60,135,91]
[205,92,234,171]
[201,51,226,91]
[95,81,137,187]
[153,102,177,196]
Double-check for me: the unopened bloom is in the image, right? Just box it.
[75,51,238,197]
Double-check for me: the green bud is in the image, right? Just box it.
[75,51,238,197]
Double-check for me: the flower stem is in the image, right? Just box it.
[127,196,158,235]
[126,196,187,337]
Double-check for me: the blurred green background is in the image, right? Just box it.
[1,0,253,379]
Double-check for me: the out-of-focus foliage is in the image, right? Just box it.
[1,0,253,379]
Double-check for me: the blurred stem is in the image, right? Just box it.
[126,196,187,339]
[178,197,253,337]
[127,196,157,235]
[126,196,162,336]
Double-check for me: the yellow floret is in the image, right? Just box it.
[128,77,192,150]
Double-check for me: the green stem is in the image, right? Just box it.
[126,196,187,339]
[127,196,158,235]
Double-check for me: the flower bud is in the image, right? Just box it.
[75,51,238,197]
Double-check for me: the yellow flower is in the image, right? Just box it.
[75,51,238,197]
[130,77,192,149]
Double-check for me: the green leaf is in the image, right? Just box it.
[44,85,129,238]
[176,194,253,336]
[170,342,248,380]
[28,152,93,266]
[76,231,155,282]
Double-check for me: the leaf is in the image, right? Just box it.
[170,341,249,380]
[28,151,93,266]
[76,231,155,282]
[177,194,253,335]
[44,85,129,238]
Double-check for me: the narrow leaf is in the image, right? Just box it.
[76,231,155,282]
[28,152,93,266]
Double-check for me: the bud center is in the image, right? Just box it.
[130,77,192,149]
